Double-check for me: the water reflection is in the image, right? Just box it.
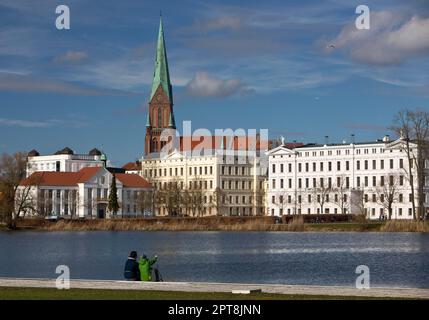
[0,231,427,288]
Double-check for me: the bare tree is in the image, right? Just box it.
[274,191,289,216]
[189,177,204,217]
[181,187,192,216]
[14,179,40,220]
[376,174,400,220]
[253,181,265,216]
[136,190,153,217]
[351,189,367,217]
[212,187,225,216]
[333,175,350,214]
[164,180,182,216]
[313,179,332,214]
[391,109,429,220]
[294,189,307,215]
[0,152,31,228]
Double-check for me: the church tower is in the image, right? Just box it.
[145,16,176,155]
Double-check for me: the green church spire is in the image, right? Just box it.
[168,111,175,128]
[150,16,173,104]
[146,111,151,127]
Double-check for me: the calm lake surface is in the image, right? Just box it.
[0,231,428,288]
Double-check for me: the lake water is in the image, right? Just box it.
[0,231,428,288]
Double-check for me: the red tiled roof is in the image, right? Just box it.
[283,142,305,149]
[20,167,102,187]
[20,168,151,189]
[115,174,151,188]
[76,167,102,183]
[179,136,270,152]
[122,161,142,171]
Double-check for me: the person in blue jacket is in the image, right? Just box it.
[123,251,140,281]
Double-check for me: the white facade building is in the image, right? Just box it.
[267,137,429,219]
[140,144,267,217]
[18,167,153,218]
[26,147,107,177]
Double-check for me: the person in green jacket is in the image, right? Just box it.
[139,254,158,281]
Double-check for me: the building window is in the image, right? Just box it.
[158,107,162,127]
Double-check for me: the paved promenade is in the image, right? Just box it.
[0,278,428,299]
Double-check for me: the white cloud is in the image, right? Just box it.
[53,51,88,64]
[194,16,242,32]
[330,11,429,65]
[0,118,52,128]
[186,72,252,97]
[0,117,87,129]
[0,72,131,96]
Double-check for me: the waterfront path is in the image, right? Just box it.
[0,278,428,299]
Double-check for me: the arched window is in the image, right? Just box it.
[158,107,162,127]
[151,138,157,152]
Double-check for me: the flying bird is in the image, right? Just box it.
[327,44,336,49]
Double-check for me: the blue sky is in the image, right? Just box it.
[1,0,428,166]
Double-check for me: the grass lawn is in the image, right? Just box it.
[0,287,409,300]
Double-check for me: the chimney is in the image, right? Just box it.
[382,135,390,142]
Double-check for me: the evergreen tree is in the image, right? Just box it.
[108,174,119,217]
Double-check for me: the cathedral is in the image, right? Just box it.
[144,17,176,155]
[140,17,268,216]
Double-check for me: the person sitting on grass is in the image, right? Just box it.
[139,253,158,281]
[123,251,140,281]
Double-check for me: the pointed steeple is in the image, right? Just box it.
[150,16,173,104]
[168,111,175,128]
[146,111,151,127]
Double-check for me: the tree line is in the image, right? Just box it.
[1,108,428,227]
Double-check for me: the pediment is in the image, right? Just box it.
[266,145,296,156]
